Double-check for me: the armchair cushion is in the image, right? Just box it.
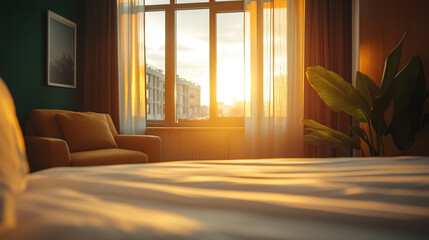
[56,112,118,152]
[71,148,148,166]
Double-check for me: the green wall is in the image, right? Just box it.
[0,0,84,127]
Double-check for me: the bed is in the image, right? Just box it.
[1,79,429,239]
[1,157,428,240]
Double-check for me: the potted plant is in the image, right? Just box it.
[303,30,429,156]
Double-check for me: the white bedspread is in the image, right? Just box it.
[3,157,429,240]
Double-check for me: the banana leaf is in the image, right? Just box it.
[388,56,426,151]
[306,66,371,122]
[378,30,408,98]
[304,132,352,154]
[350,126,365,140]
[356,71,379,108]
[371,30,408,134]
[302,119,361,150]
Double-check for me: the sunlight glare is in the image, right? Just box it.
[216,12,245,117]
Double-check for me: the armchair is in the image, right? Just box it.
[25,109,161,172]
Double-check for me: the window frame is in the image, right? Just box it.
[145,0,244,127]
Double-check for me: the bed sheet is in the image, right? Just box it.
[3,157,429,240]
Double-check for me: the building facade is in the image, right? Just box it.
[146,65,203,121]
[146,66,165,121]
[176,76,202,120]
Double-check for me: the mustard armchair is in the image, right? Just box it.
[25,109,161,172]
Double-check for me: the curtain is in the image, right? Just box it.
[244,0,305,158]
[304,0,352,157]
[83,0,119,130]
[117,0,147,134]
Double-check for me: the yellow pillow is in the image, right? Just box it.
[0,77,29,232]
[56,112,118,152]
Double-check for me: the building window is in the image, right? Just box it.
[145,0,244,126]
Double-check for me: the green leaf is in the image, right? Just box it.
[306,66,371,122]
[302,119,361,149]
[356,71,379,108]
[350,126,365,139]
[371,30,408,134]
[304,132,351,154]
[370,101,388,135]
[388,56,426,151]
[378,29,408,98]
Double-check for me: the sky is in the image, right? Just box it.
[145,9,244,106]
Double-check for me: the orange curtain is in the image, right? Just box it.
[304,0,352,157]
[83,0,120,130]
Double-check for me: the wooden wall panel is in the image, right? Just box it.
[359,0,429,155]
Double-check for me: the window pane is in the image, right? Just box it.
[176,9,210,121]
[216,12,244,117]
[176,0,209,4]
[145,0,169,5]
[145,11,166,120]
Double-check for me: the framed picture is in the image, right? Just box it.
[47,10,76,88]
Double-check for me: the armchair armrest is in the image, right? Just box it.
[114,135,161,163]
[24,136,71,172]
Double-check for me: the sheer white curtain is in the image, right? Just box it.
[117,0,146,134]
[244,0,305,158]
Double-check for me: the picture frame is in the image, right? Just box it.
[47,10,76,88]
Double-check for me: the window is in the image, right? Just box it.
[145,0,244,126]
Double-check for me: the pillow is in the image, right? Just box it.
[0,77,29,232]
[56,112,118,152]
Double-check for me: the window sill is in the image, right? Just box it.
[147,117,244,128]
[146,126,244,132]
